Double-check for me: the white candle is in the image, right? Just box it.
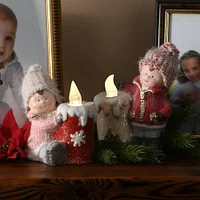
[93,74,132,142]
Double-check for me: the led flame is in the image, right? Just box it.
[69,81,83,106]
[105,74,118,97]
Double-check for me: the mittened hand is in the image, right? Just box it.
[128,110,135,120]
[150,112,165,123]
[56,103,69,123]
[55,113,63,124]
[157,112,165,121]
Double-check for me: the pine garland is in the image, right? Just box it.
[161,106,200,157]
[95,129,165,165]
[163,82,200,156]
[94,101,200,164]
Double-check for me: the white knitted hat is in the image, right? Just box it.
[138,42,179,88]
[21,64,62,109]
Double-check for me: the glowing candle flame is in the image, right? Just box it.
[105,74,118,97]
[69,81,83,106]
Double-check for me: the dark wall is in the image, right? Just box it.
[61,0,155,101]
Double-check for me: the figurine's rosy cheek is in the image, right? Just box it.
[28,96,39,109]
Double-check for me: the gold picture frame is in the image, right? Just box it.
[46,0,63,95]
[155,0,200,56]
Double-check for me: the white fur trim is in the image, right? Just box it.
[56,101,96,126]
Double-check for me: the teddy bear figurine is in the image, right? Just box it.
[123,42,179,149]
[19,64,67,166]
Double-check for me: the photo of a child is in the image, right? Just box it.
[0,3,26,126]
[170,50,200,134]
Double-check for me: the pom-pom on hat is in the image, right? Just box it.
[138,42,180,88]
[21,64,62,109]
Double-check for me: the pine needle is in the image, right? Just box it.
[168,132,195,149]
[95,148,117,165]
[141,146,165,163]
[119,144,145,163]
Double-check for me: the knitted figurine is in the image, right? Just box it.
[123,42,179,149]
[19,64,66,165]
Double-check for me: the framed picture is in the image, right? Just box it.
[0,0,63,127]
[0,0,63,92]
[155,0,200,56]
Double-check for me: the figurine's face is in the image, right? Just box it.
[0,20,16,63]
[181,57,200,83]
[28,89,57,114]
[140,65,164,88]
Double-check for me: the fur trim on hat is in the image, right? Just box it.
[138,42,179,88]
[21,64,62,109]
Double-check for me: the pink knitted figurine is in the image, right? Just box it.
[21,64,66,165]
[123,42,179,149]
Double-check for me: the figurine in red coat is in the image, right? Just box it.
[123,42,179,149]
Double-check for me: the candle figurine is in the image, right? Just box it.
[56,81,96,164]
[93,74,132,142]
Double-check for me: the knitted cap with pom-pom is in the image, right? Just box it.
[138,42,180,88]
[21,64,62,109]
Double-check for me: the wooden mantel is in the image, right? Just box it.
[0,156,200,199]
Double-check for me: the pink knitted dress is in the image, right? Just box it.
[26,111,59,152]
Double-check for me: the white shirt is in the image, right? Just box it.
[0,52,27,127]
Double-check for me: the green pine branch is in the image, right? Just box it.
[95,129,165,164]
[118,143,165,163]
[161,105,200,157]
[140,146,165,163]
[164,107,196,136]
[95,148,118,165]
[163,132,195,149]
[187,145,200,157]
[118,143,145,163]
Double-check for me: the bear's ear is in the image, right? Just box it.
[2,109,18,132]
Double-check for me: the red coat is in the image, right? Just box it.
[123,76,171,129]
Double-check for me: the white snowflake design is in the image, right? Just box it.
[70,130,86,147]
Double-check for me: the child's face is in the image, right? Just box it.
[0,20,16,63]
[28,89,57,114]
[181,57,200,83]
[140,65,164,88]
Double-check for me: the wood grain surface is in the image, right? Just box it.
[0,156,200,199]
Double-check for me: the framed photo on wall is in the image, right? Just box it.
[155,0,200,57]
[0,0,63,127]
[0,0,63,91]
